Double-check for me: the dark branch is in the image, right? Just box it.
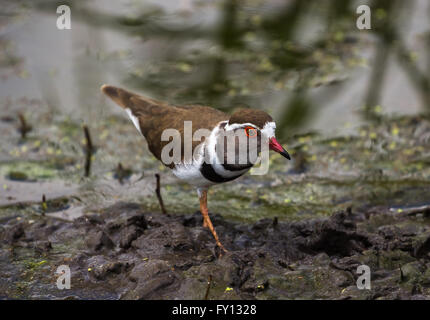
[155,173,167,214]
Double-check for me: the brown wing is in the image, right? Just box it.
[101,85,228,167]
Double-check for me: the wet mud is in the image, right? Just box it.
[1,201,429,299]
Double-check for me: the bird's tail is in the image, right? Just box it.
[100,84,136,110]
[100,84,171,135]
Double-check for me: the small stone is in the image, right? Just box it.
[129,260,170,282]
[86,230,114,251]
[120,225,143,249]
[7,223,25,242]
[34,241,52,253]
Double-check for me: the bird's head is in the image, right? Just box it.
[224,109,291,160]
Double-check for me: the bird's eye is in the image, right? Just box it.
[244,126,257,137]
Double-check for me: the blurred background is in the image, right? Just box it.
[1,0,429,138]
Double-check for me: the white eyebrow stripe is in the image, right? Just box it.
[224,122,258,131]
[225,121,276,138]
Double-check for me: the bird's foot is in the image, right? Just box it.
[202,216,228,254]
[216,241,228,254]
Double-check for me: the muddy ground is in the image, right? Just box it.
[1,200,430,299]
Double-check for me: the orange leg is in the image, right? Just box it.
[199,189,228,253]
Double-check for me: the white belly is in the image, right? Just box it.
[172,162,216,188]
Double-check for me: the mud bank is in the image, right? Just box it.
[1,202,429,299]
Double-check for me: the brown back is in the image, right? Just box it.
[101,85,228,167]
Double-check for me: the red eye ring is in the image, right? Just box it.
[245,126,257,137]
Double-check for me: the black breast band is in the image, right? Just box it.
[200,162,245,183]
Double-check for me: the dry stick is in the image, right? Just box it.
[83,125,93,177]
[399,264,405,282]
[117,163,124,184]
[155,173,167,214]
[18,113,32,139]
[204,275,212,300]
[41,194,47,216]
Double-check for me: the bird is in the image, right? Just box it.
[101,84,290,252]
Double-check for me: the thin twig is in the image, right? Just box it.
[272,216,278,228]
[204,275,212,300]
[399,264,404,282]
[83,125,94,177]
[117,163,124,184]
[41,194,47,216]
[18,113,32,139]
[114,162,132,185]
[155,173,167,214]
[83,125,93,150]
